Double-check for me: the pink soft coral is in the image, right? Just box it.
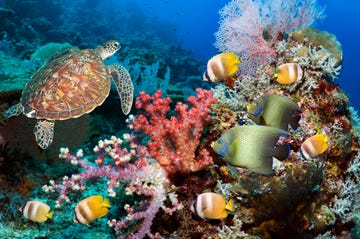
[215,0,325,76]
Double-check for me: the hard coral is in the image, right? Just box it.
[290,28,343,67]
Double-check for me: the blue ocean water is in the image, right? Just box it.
[133,0,359,110]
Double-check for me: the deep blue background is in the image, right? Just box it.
[130,0,359,111]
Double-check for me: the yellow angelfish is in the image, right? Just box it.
[203,52,241,87]
[73,195,111,225]
[211,125,290,174]
[190,192,233,220]
[247,94,300,131]
[300,133,329,160]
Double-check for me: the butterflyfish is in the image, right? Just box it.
[247,94,301,131]
[203,52,241,87]
[190,192,233,220]
[211,125,290,174]
[19,200,53,222]
[74,195,111,225]
[300,133,329,160]
[274,63,303,84]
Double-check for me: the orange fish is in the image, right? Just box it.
[300,133,329,160]
[191,192,233,220]
[74,195,111,225]
[19,200,53,222]
[203,52,241,87]
[274,63,303,84]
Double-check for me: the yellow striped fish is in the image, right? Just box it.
[73,195,111,225]
[19,200,53,222]
[191,192,233,220]
[301,133,329,160]
[203,52,241,87]
[274,63,303,84]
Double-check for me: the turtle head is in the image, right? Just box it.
[96,40,121,60]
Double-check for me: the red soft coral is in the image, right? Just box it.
[133,88,216,175]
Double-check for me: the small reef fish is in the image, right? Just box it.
[301,133,329,160]
[19,200,53,222]
[274,63,303,84]
[203,52,241,88]
[74,195,111,225]
[191,192,233,220]
[247,94,301,131]
[212,125,290,174]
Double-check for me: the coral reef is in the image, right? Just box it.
[0,0,359,238]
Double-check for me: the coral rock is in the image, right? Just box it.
[290,28,343,67]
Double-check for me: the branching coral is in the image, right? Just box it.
[132,88,216,176]
[42,135,182,239]
[215,0,325,76]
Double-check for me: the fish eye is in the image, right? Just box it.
[218,138,223,144]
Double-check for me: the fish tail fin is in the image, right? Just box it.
[274,143,290,161]
[102,197,111,208]
[226,199,234,212]
[47,211,53,219]
[235,56,241,65]
[273,68,280,78]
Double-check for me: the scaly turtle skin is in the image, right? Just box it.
[4,40,133,149]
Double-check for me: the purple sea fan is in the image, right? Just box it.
[214,0,325,76]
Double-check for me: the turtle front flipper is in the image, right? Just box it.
[3,103,23,118]
[34,119,55,149]
[109,64,134,115]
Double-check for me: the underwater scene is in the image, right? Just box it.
[0,0,359,238]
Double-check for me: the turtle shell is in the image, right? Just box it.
[21,49,111,120]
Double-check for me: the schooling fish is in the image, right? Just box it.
[212,125,290,174]
[19,200,53,222]
[74,195,111,225]
[203,52,241,87]
[300,133,329,160]
[247,94,301,131]
[274,63,303,84]
[190,192,233,220]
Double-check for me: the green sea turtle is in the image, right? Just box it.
[4,40,133,149]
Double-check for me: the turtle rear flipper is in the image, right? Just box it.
[110,64,134,115]
[3,103,23,118]
[34,119,55,149]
